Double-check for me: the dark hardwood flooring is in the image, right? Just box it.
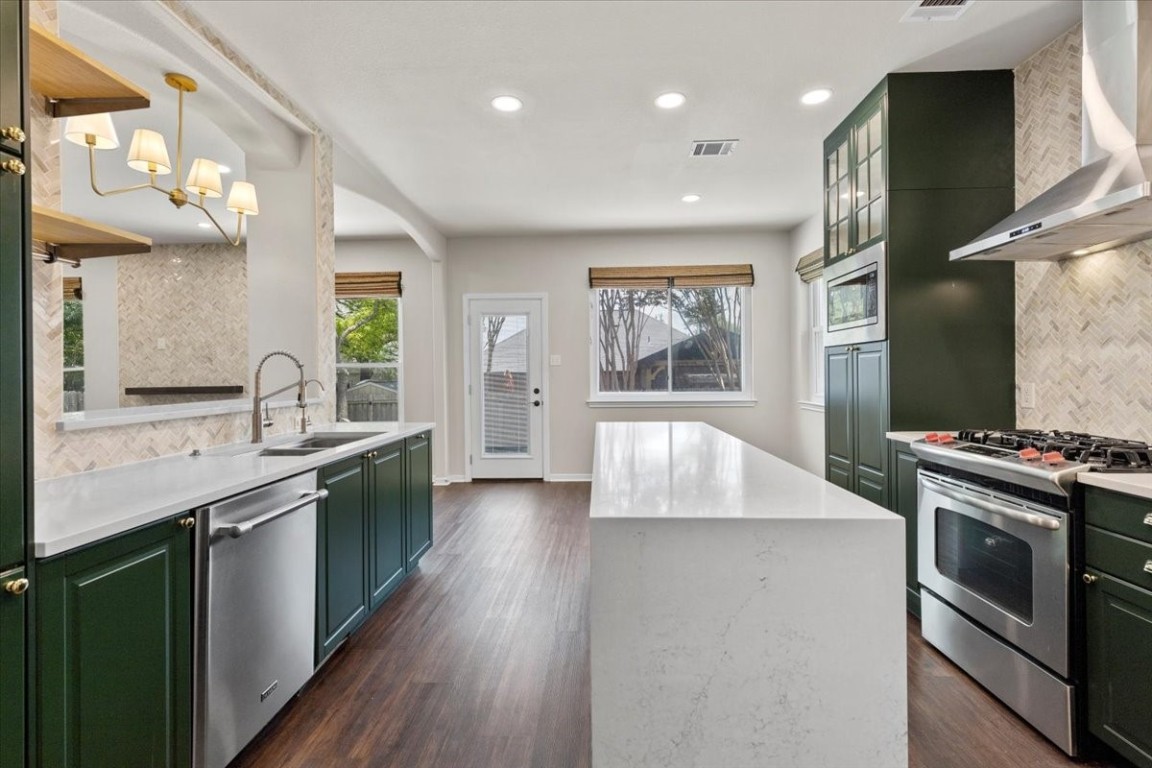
[232,481,1126,768]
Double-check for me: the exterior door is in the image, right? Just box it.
[467,297,545,479]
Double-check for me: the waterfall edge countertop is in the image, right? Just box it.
[33,422,435,558]
[589,422,908,768]
[592,421,899,520]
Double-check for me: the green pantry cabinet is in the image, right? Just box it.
[823,72,1018,614]
[1084,487,1152,768]
[1,0,31,765]
[36,515,194,768]
[317,431,433,663]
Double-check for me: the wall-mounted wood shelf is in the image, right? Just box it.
[124,386,245,396]
[29,22,150,117]
[32,205,152,261]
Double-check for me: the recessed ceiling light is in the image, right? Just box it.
[655,92,687,109]
[197,222,213,229]
[681,194,701,203]
[217,164,231,174]
[1071,248,1090,256]
[491,95,523,113]
[800,88,833,106]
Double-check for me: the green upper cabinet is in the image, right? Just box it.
[405,433,433,570]
[0,566,27,768]
[368,444,406,611]
[37,515,193,768]
[824,83,885,266]
[0,0,24,157]
[0,122,25,573]
[317,454,369,663]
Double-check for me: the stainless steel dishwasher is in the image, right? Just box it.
[193,472,327,768]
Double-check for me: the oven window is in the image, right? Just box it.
[827,267,878,330]
[935,508,1034,623]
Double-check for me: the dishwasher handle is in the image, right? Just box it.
[215,489,328,539]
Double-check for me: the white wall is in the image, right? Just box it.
[787,213,825,476]
[443,231,794,479]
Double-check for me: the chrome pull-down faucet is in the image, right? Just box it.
[251,350,306,443]
[299,378,326,434]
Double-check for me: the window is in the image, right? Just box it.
[335,272,402,422]
[809,278,826,403]
[62,277,84,413]
[589,264,752,403]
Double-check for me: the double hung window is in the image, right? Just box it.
[335,271,403,422]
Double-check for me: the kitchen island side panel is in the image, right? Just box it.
[590,515,907,768]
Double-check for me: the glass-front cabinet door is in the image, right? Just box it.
[824,136,851,264]
[852,101,885,251]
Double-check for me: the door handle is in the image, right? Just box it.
[920,475,1061,530]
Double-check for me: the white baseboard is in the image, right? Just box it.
[435,475,470,486]
[548,473,593,482]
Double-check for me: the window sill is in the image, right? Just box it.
[587,398,758,409]
[798,400,825,413]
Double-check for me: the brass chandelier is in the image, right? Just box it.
[63,72,258,246]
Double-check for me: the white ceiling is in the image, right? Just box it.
[184,0,1081,238]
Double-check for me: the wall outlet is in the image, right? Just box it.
[1020,382,1036,409]
[550,355,562,366]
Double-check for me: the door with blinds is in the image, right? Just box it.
[466,296,545,479]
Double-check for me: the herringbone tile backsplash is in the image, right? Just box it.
[1015,25,1152,442]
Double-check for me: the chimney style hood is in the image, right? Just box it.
[952,0,1152,262]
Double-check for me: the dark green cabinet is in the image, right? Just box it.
[317,454,370,661]
[0,0,24,157]
[1084,487,1152,768]
[36,516,193,768]
[889,443,920,616]
[825,342,888,506]
[405,432,433,570]
[0,566,26,768]
[368,444,406,610]
[824,86,884,267]
[317,432,434,663]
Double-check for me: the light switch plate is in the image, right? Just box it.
[1020,382,1036,409]
[550,355,562,366]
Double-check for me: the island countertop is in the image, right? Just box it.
[591,421,897,520]
[34,422,435,558]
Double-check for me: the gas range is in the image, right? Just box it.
[910,429,1152,497]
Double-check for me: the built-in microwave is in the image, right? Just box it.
[823,241,886,347]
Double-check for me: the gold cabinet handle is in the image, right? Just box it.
[1,158,26,176]
[1143,513,1152,527]
[1082,573,1099,585]
[1144,561,1152,576]
[1,126,25,143]
[3,578,29,595]
[178,516,196,529]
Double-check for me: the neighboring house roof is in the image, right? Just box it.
[484,328,529,373]
[598,314,687,369]
[345,379,399,402]
[635,329,741,369]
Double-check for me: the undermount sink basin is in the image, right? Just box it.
[288,433,383,449]
[256,446,328,457]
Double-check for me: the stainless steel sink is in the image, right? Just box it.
[287,433,383,449]
[257,447,328,457]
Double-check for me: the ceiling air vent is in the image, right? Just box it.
[691,140,738,157]
[901,0,973,22]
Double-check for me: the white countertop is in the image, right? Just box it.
[1078,471,1152,500]
[34,422,435,558]
[591,421,895,520]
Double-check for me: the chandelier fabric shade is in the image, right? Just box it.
[126,129,172,175]
[226,181,259,216]
[186,158,223,199]
[63,113,119,150]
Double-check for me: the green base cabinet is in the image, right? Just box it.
[825,342,889,508]
[888,443,920,617]
[36,516,193,768]
[1084,487,1152,768]
[0,566,26,768]
[317,455,370,662]
[369,444,406,611]
[405,432,433,571]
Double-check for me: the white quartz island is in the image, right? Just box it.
[590,422,908,768]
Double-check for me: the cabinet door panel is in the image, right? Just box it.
[38,520,192,768]
[892,447,920,615]
[369,445,406,611]
[0,155,25,570]
[405,434,433,570]
[855,475,887,508]
[0,566,25,768]
[0,0,23,156]
[853,342,889,493]
[825,347,853,482]
[1086,572,1152,768]
[317,457,368,661]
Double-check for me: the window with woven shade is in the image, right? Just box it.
[334,271,403,422]
[587,264,754,403]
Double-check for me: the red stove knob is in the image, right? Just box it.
[1042,451,1064,463]
[924,432,939,443]
[1019,448,1041,460]
[938,433,955,444]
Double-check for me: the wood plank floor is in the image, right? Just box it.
[232,480,1126,768]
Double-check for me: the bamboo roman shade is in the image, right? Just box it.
[795,248,823,283]
[334,271,402,298]
[62,276,82,300]
[588,264,754,289]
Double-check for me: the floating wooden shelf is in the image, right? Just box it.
[29,22,150,117]
[32,205,152,261]
[124,386,245,396]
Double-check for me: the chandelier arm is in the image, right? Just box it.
[84,144,165,197]
[186,198,243,247]
[175,86,184,192]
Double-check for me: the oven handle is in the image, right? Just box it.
[920,476,1062,531]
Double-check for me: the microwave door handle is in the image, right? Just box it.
[920,476,1061,531]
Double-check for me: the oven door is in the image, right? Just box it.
[917,469,1070,676]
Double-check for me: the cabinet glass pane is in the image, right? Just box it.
[836,143,848,177]
[837,177,850,209]
[856,161,868,202]
[827,226,838,255]
[827,187,837,222]
[870,198,885,237]
[869,149,883,202]
[826,152,838,185]
[868,110,883,154]
[837,220,849,252]
[857,207,869,242]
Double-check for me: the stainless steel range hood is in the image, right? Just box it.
[951,0,1152,262]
